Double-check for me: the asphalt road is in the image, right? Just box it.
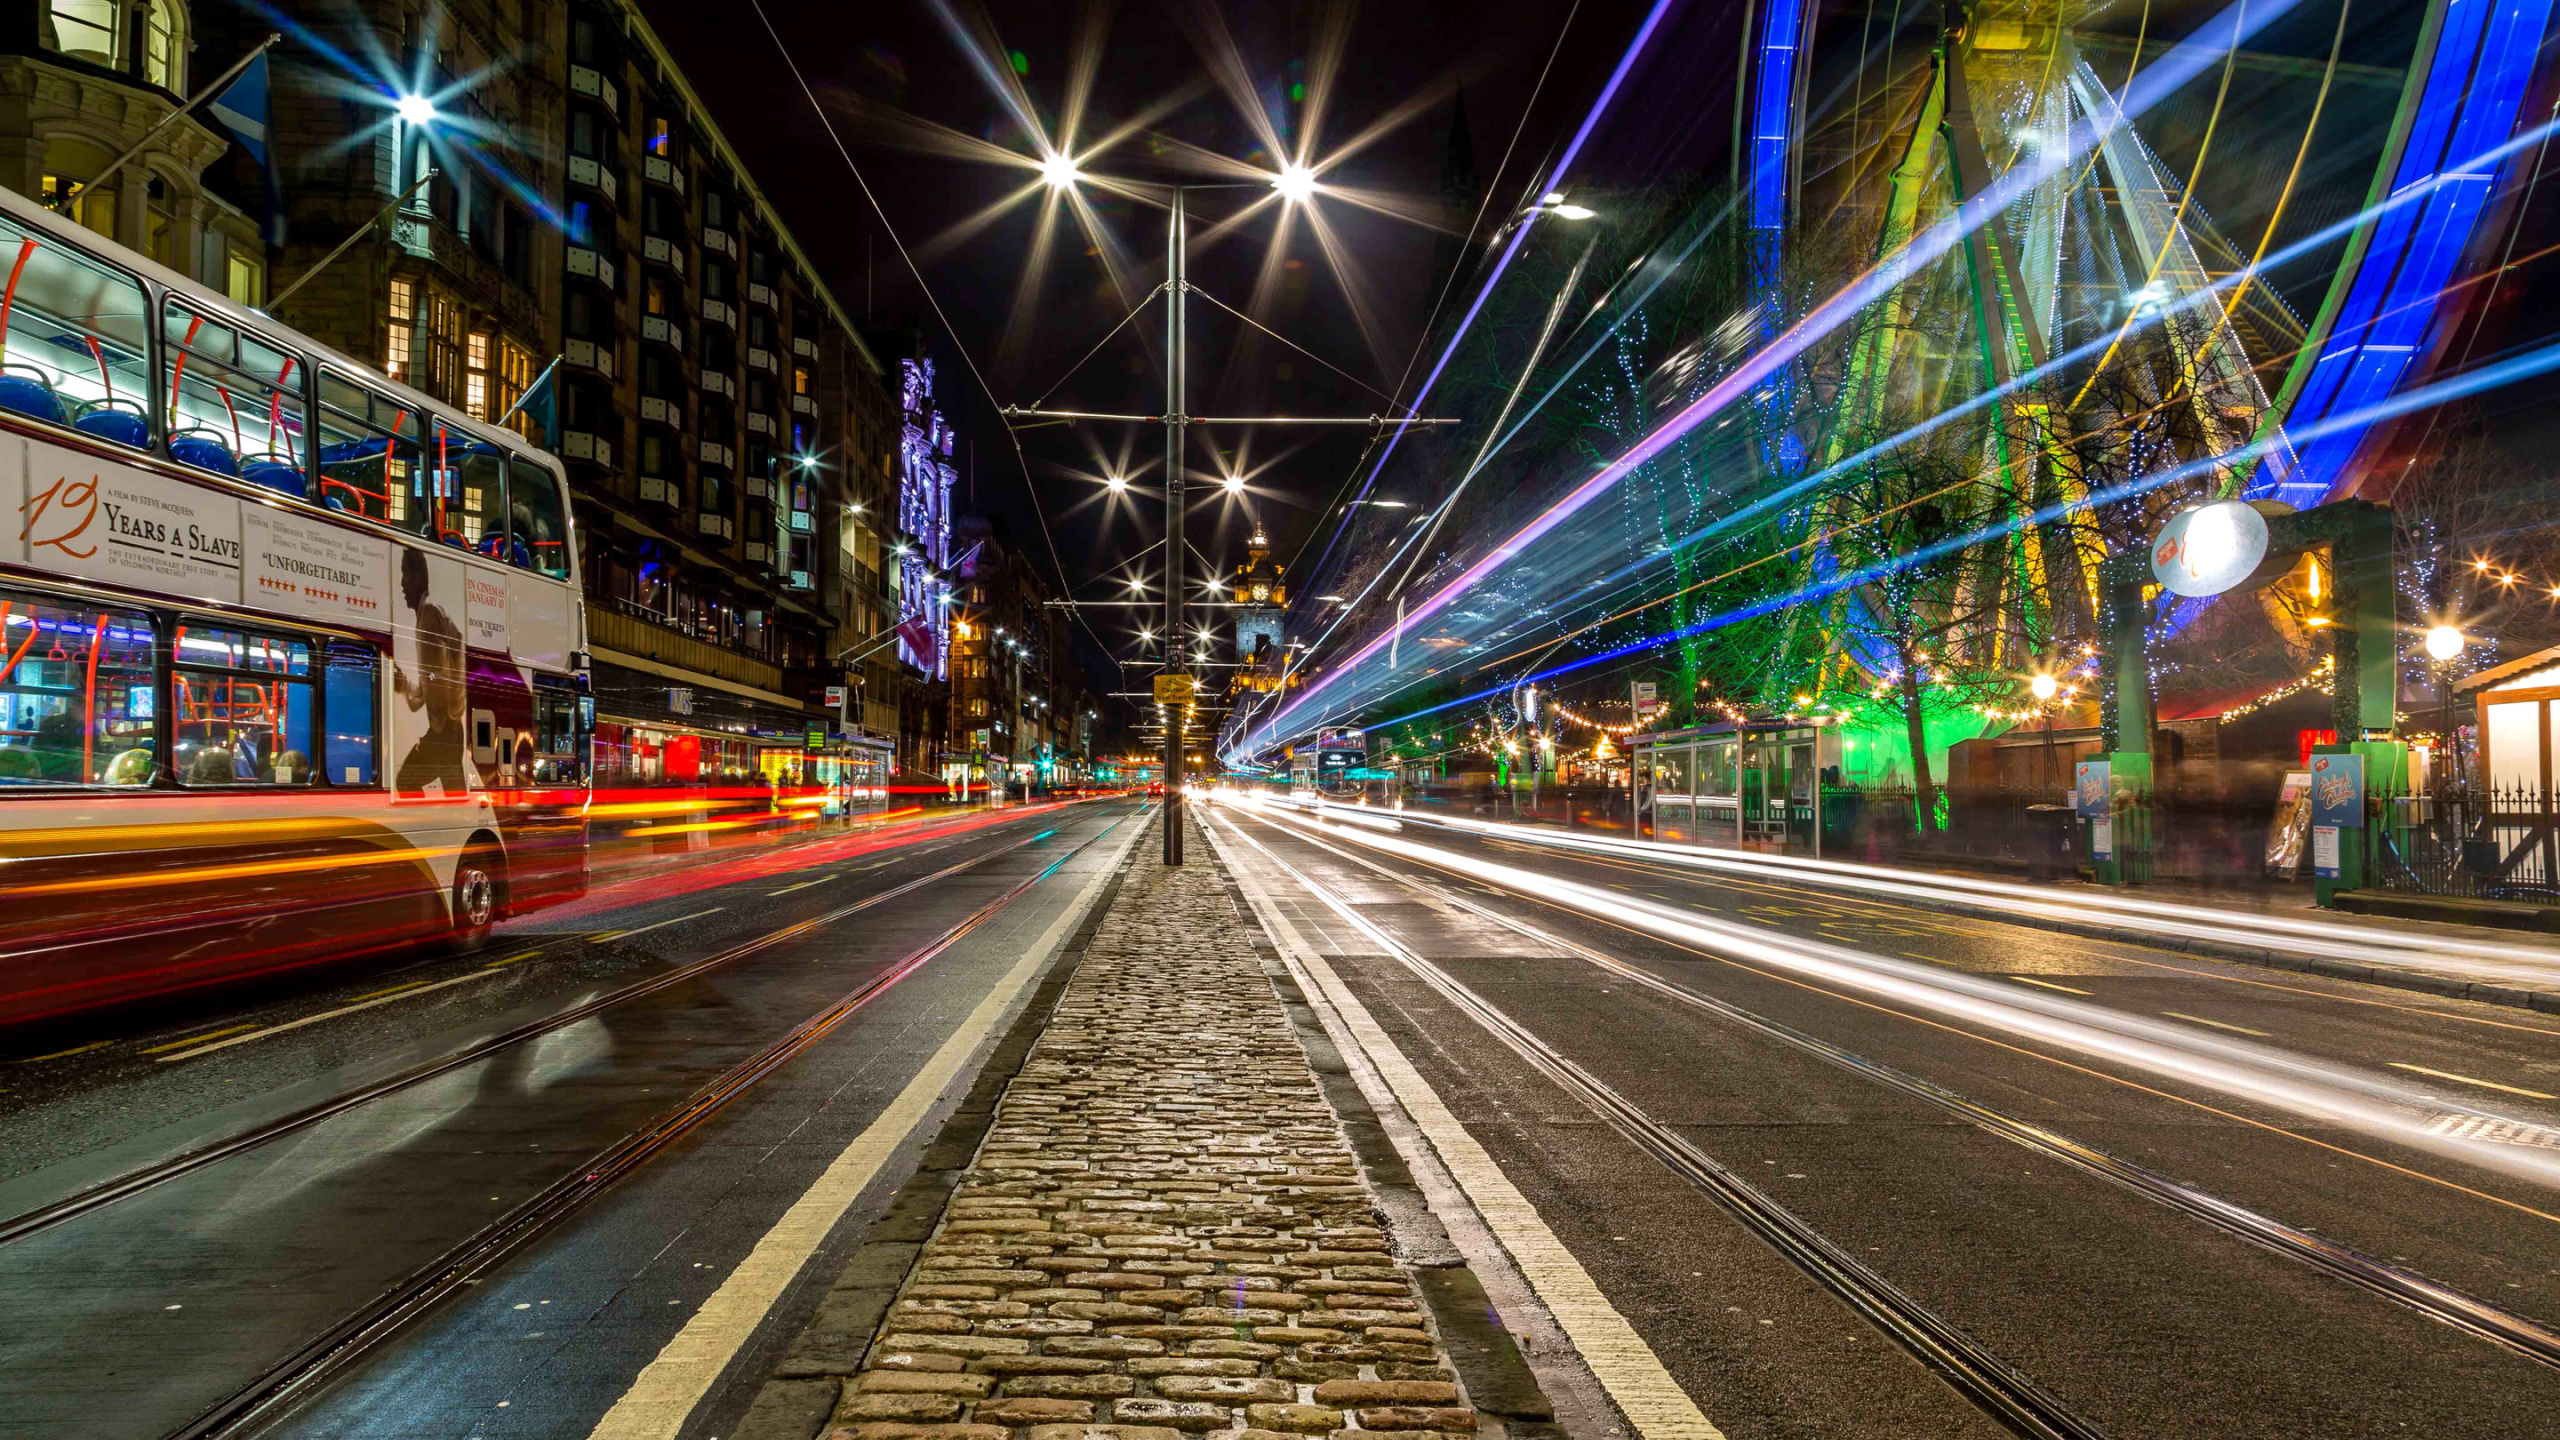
[1209,798,2560,1440]
[0,797,1145,1440]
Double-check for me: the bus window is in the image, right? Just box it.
[0,591,158,786]
[531,684,586,784]
[315,370,427,532]
[162,300,308,492]
[324,641,378,786]
[454,438,516,562]
[172,622,314,785]
[0,216,152,447]
[509,455,571,578]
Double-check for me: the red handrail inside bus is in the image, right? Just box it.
[0,237,35,367]
[0,602,40,687]
[80,612,103,780]
[168,313,203,414]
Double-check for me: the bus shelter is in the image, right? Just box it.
[1633,719,1842,856]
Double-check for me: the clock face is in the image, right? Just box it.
[1251,584,1270,602]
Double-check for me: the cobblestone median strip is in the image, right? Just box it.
[749,813,1503,1440]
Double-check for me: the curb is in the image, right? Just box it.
[728,830,1144,1440]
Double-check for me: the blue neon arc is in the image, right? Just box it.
[1372,338,2560,735]
[1250,0,2310,756]
[2252,0,2557,508]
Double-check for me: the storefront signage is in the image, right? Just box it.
[805,723,828,752]
[2150,500,2268,598]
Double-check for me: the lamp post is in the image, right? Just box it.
[2030,672,2061,794]
[1164,187,1188,862]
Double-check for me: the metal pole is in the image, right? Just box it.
[52,34,282,215]
[1163,188,1187,864]
[266,168,439,315]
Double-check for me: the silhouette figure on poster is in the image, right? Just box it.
[393,547,467,797]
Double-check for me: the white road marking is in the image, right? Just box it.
[2009,975,2092,996]
[589,908,725,944]
[1206,812,1726,1440]
[2388,1062,2559,1101]
[766,875,838,896]
[154,970,501,1062]
[2162,1010,2271,1038]
[583,813,1145,1440]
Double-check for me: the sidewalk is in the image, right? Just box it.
[733,812,1541,1440]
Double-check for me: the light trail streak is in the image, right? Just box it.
[1220,793,2560,1192]
[1346,804,2560,987]
[1346,328,2560,735]
[1250,0,2313,753]
[1289,0,1684,596]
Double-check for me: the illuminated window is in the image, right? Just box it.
[424,291,464,400]
[793,364,811,397]
[465,332,491,419]
[646,116,673,156]
[143,0,185,90]
[385,279,415,382]
[497,339,534,438]
[0,591,159,787]
[40,1,120,68]
[225,246,263,307]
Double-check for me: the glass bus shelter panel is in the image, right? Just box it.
[1653,746,1693,843]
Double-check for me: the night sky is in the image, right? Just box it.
[636,0,1655,709]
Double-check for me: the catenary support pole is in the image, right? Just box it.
[1164,188,1188,864]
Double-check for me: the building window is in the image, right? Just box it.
[40,1,120,69]
[424,290,463,401]
[143,0,185,91]
[645,276,669,316]
[968,699,989,719]
[645,115,674,157]
[498,339,534,435]
[465,332,491,419]
[384,278,415,382]
[793,364,811,397]
[225,245,264,307]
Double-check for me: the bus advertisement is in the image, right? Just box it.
[0,189,589,1026]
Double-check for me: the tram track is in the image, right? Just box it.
[1219,807,2112,1440]
[1221,802,2560,1433]
[162,807,1135,1440]
[0,808,1119,1251]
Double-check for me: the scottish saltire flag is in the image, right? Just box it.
[207,53,285,244]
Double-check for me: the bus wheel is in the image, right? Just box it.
[449,846,503,954]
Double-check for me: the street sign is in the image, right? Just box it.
[1632,681,1657,719]
[804,723,827,752]
[1153,673,1196,704]
[824,685,847,707]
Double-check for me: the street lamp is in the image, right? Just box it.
[1531,191,1597,221]
[1105,473,1128,492]
[1040,151,1083,189]
[1272,163,1318,205]
[396,94,439,126]
[2425,624,2466,661]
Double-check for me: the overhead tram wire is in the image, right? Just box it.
[1032,282,1169,412]
[1268,0,1587,682]
[743,0,1118,664]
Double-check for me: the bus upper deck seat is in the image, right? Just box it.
[169,428,238,477]
[72,398,149,448]
[0,366,61,425]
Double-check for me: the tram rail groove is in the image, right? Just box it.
[166,812,1126,1440]
[1226,809,2119,1440]
[0,812,1099,1251]
[1261,807,2560,1371]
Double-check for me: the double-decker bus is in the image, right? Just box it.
[0,186,590,1027]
